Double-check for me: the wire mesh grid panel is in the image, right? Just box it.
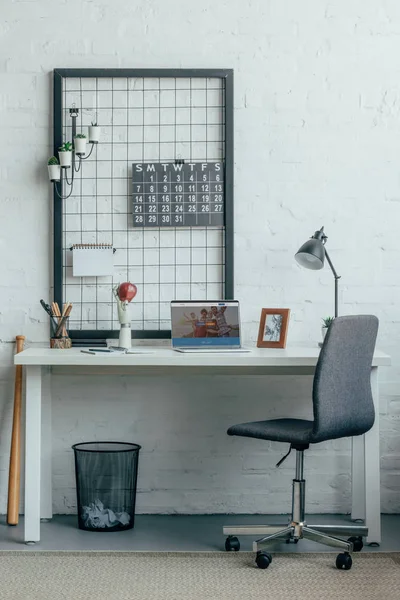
[54,69,233,338]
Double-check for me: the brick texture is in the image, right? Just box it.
[0,0,399,514]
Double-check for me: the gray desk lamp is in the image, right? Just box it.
[295,226,341,318]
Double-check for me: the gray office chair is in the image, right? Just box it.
[224,315,378,570]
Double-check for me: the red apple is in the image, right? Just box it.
[118,282,137,302]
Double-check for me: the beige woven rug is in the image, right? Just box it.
[0,551,399,600]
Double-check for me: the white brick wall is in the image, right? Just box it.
[0,0,399,514]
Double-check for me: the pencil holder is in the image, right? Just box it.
[50,317,72,349]
[50,337,72,349]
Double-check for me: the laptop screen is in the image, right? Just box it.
[171,301,241,348]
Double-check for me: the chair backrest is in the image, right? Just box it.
[311,315,378,443]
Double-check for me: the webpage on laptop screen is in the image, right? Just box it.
[171,302,240,347]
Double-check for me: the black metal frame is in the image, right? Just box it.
[53,68,234,341]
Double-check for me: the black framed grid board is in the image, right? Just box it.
[53,69,234,341]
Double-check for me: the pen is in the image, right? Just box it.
[81,350,96,355]
[40,299,52,316]
[40,299,58,329]
[88,348,112,352]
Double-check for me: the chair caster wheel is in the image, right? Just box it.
[348,536,363,552]
[255,551,272,569]
[286,538,298,544]
[225,536,240,552]
[336,552,352,570]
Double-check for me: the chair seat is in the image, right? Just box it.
[227,418,314,445]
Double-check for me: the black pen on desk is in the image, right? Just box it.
[88,348,112,353]
[80,349,112,355]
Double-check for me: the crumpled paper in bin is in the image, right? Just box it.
[81,498,131,528]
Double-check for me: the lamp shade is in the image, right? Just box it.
[295,238,325,270]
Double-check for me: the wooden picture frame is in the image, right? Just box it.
[257,309,290,349]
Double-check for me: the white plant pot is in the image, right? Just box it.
[74,137,87,155]
[89,125,100,143]
[58,150,72,168]
[48,164,60,182]
[321,326,328,342]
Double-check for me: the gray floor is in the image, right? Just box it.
[0,514,399,552]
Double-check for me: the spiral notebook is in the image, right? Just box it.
[72,244,114,277]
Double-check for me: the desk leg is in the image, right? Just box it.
[40,367,52,521]
[24,366,42,543]
[365,366,381,544]
[351,436,365,521]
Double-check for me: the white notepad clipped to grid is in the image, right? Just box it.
[72,244,114,277]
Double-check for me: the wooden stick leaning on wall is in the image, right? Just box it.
[7,335,25,526]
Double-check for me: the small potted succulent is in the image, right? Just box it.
[321,316,334,341]
[89,120,100,143]
[58,141,72,168]
[47,156,60,182]
[74,133,87,155]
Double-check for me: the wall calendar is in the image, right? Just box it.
[132,162,224,228]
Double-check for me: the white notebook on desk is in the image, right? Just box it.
[72,244,114,277]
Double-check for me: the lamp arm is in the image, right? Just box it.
[324,249,340,318]
[324,249,340,280]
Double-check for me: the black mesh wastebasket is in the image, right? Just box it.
[72,442,141,532]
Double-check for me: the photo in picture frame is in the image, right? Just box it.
[257,309,290,348]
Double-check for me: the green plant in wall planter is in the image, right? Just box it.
[89,120,100,143]
[47,156,60,182]
[321,316,334,341]
[58,141,73,168]
[74,133,87,155]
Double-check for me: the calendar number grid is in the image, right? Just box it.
[132,162,224,228]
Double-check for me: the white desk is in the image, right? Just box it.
[15,346,391,545]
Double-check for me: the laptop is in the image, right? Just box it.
[170,300,250,353]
